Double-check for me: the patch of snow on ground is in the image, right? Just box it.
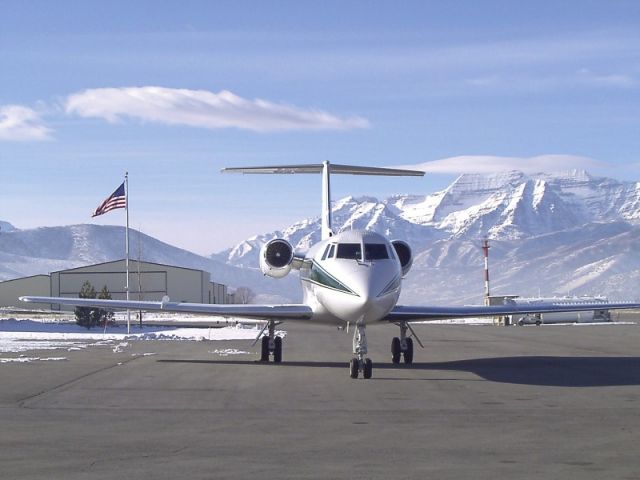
[0,339,91,353]
[0,318,280,355]
[0,356,68,363]
[210,348,251,356]
[112,342,129,353]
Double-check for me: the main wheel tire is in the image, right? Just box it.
[363,358,373,379]
[349,358,359,379]
[391,337,401,364]
[260,336,270,362]
[273,336,283,363]
[404,337,414,364]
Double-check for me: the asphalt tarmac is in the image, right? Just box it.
[2,321,640,479]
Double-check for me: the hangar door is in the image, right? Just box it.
[59,270,168,300]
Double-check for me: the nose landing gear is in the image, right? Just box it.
[350,323,373,379]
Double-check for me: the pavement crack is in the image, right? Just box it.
[17,355,144,408]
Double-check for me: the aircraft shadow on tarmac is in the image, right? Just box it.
[159,356,640,387]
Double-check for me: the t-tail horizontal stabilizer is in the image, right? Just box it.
[222,161,425,240]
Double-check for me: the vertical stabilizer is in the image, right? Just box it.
[222,163,424,238]
[321,161,333,240]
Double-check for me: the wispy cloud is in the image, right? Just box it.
[576,69,636,88]
[0,105,52,142]
[64,87,370,132]
[464,69,638,94]
[402,155,604,174]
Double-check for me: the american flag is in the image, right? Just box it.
[91,182,126,217]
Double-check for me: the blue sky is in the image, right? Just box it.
[2,0,640,254]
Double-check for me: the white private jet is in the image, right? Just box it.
[21,161,640,379]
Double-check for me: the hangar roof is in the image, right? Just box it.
[49,259,208,275]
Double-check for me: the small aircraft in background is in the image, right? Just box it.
[21,162,640,379]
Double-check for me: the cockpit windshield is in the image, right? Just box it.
[364,243,389,260]
[335,242,389,261]
[336,243,362,260]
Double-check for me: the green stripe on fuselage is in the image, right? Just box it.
[301,260,358,296]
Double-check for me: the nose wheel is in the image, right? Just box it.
[350,324,373,379]
[349,357,373,379]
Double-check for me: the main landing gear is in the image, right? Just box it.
[391,321,423,365]
[350,323,373,379]
[257,320,283,363]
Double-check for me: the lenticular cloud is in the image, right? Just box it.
[65,86,369,132]
[400,155,603,174]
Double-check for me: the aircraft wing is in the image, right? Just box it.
[19,296,313,323]
[384,301,640,322]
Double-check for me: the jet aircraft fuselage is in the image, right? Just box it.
[299,230,402,326]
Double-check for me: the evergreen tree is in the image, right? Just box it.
[75,281,98,329]
[97,285,114,326]
[75,282,116,329]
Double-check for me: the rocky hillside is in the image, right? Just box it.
[213,170,640,303]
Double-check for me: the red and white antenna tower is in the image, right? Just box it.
[482,238,491,304]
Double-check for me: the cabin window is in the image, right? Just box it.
[321,244,332,260]
[364,243,389,260]
[328,244,336,258]
[336,243,362,260]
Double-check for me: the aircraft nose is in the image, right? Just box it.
[350,269,378,300]
[347,266,398,322]
[350,263,399,298]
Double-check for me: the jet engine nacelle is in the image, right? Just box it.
[259,239,294,278]
[391,240,413,277]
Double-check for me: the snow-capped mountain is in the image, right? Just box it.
[218,196,442,268]
[0,224,298,301]
[214,170,640,303]
[389,169,640,239]
[404,222,640,304]
[0,221,16,233]
[4,169,639,304]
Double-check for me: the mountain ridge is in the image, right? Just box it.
[3,169,639,304]
[214,169,640,303]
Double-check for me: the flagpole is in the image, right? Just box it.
[125,172,131,334]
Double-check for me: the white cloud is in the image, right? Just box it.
[64,86,369,132]
[0,105,52,142]
[463,69,637,95]
[401,155,603,174]
[576,69,636,88]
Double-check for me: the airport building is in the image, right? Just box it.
[0,259,231,310]
[0,275,52,310]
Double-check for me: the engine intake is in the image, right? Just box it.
[391,240,413,277]
[260,239,294,278]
